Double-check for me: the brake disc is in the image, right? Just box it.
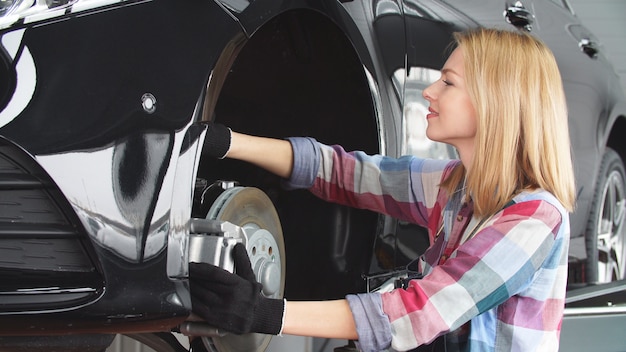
[202,186,285,352]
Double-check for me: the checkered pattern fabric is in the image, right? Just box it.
[286,137,569,352]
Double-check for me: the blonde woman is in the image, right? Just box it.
[190,28,576,351]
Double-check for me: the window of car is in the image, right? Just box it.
[393,67,454,159]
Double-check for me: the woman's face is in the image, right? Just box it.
[422,47,477,155]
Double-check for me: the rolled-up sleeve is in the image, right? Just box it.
[346,293,392,352]
[282,137,320,190]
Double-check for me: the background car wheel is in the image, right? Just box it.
[585,147,626,283]
[202,187,286,352]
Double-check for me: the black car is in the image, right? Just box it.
[0,0,624,351]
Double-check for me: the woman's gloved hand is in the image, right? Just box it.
[189,243,285,335]
[202,121,231,159]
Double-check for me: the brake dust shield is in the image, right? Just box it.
[202,186,286,352]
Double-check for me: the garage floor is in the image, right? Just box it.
[106,334,345,352]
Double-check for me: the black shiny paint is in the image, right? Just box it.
[2,1,233,154]
[0,0,242,334]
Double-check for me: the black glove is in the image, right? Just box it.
[189,243,285,335]
[202,121,231,159]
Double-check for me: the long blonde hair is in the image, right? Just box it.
[441,28,576,216]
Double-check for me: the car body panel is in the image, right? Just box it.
[0,0,240,332]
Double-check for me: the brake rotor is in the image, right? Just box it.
[202,186,285,352]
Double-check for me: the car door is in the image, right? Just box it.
[524,0,616,265]
[369,0,472,273]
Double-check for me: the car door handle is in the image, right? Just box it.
[579,38,599,59]
[504,1,535,32]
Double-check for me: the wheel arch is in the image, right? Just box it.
[196,7,383,300]
[215,0,379,76]
[606,113,626,165]
[581,110,626,283]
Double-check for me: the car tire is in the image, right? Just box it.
[585,147,626,283]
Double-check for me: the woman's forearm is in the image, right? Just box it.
[282,300,359,340]
[226,134,357,339]
[226,132,294,179]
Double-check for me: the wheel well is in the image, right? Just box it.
[198,9,380,300]
[607,115,626,165]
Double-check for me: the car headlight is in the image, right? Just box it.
[0,0,111,29]
[0,0,21,17]
[1,0,78,16]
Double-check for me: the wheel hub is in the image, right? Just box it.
[203,186,285,352]
[246,226,281,297]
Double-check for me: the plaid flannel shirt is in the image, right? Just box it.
[285,137,569,352]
